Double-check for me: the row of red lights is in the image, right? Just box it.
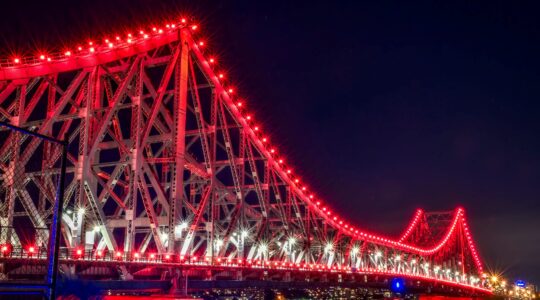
[460,212,484,274]
[5,18,198,67]
[398,209,424,243]
[3,245,489,292]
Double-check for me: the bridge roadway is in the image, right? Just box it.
[0,252,491,297]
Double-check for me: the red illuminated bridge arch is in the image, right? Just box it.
[0,17,490,296]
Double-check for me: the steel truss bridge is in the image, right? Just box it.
[0,18,491,297]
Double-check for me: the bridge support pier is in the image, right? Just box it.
[169,268,187,296]
[205,270,214,281]
[235,270,243,281]
[284,271,291,282]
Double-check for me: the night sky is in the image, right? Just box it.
[2,0,539,284]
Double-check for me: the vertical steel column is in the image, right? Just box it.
[168,30,189,253]
[47,140,67,300]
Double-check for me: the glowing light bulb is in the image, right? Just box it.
[181,18,187,23]
[13,58,20,63]
[191,25,198,30]
[218,73,224,79]
[209,58,215,63]
[65,51,71,56]
[39,55,45,60]
[199,41,205,46]
[108,43,114,48]
[89,47,95,53]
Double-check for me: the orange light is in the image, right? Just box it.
[165,254,171,259]
[278,159,283,163]
[158,29,163,34]
[218,73,224,79]
[13,58,20,64]
[116,36,121,41]
[254,126,259,131]
[295,179,299,183]
[191,25,198,30]
[152,27,157,32]
[47,57,51,62]
[144,34,149,39]
[88,41,93,46]
[89,47,95,53]
[96,250,103,256]
[78,46,83,51]
[139,30,144,34]
[262,137,267,142]
[149,253,155,259]
[237,102,242,107]
[199,41,205,46]
[134,252,140,258]
[1,245,8,252]
[39,55,45,60]
[28,246,35,253]
[270,149,275,153]
[108,43,113,48]
[209,58,215,63]
[181,18,187,23]
[116,251,122,257]
[64,51,71,56]
[246,115,252,120]
[76,249,82,256]
[287,169,292,174]
[228,88,234,94]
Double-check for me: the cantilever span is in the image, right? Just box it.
[0,18,490,296]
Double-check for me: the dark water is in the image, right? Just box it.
[93,288,412,299]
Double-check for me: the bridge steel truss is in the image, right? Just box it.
[0,21,489,295]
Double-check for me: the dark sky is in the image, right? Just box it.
[2,0,539,284]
